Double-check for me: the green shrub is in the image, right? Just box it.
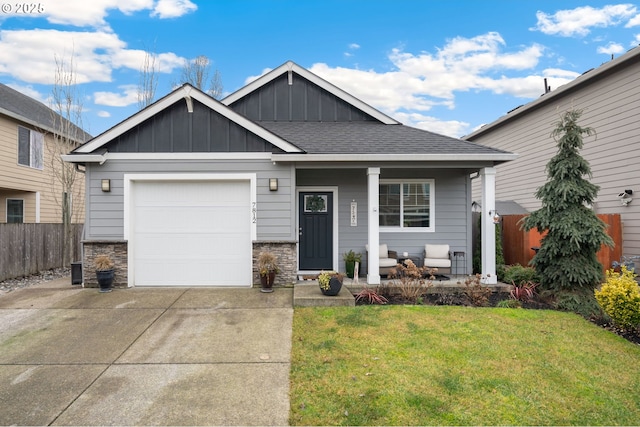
[555,289,602,319]
[503,264,540,286]
[595,267,640,330]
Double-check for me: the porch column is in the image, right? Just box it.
[480,167,497,284]
[367,167,381,285]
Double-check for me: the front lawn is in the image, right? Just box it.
[290,305,640,425]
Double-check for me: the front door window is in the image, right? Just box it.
[299,192,333,270]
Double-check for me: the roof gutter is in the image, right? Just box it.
[272,153,518,162]
[61,154,106,164]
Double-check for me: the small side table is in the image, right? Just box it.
[398,255,421,267]
[453,251,466,275]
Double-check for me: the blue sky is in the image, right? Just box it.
[1,0,639,138]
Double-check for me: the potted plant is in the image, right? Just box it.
[342,250,362,279]
[94,254,115,293]
[318,270,344,296]
[257,251,280,293]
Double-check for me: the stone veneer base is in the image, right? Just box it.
[81,240,297,288]
[253,241,297,286]
[82,240,128,288]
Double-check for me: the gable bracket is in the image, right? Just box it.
[183,86,193,113]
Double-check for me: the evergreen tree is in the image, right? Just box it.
[523,109,613,307]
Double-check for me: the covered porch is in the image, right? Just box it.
[292,164,502,286]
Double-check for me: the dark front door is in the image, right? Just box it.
[299,192,333,270]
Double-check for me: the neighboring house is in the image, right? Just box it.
[63,61,515,288]
[0,83,89,223]
[465,46,640,257]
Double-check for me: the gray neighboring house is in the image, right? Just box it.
[465,46,640,257]
[63,61,515,288]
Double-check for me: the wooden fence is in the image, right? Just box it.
[0,223,83,282]
[500,214,622,271]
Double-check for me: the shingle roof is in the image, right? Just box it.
[260,121,512,155]
[0,83,91,142]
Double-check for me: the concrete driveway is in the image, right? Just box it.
[0,279,293,426]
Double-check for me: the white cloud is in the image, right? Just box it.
[0,29,116,83]
[597,42,625,55]
[0,1,195,28]
[244,68,273,85]
[344,43,360,58]
[94,85,138,107]
[28,0,154,28]
[394,112,470,138]
[0,29,185,84]
[306,32,581,136]
[110,49,184,72]
[634,34,640,45]
[532,4,637,37]
[97,110,111,118]
[625,13,640,27]
[151,0,197,18]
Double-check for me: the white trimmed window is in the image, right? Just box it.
[17,126,44,170]
[379,180,434,231]
[7,199,24,223]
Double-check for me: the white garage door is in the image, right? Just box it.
[131,179,252,286]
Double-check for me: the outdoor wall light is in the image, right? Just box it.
[618,189,633,206]
[101,179,111,192]
[489,209,500,224]
[269,178,278,191]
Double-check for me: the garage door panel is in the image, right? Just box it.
[137,181,248,204]
[136,234,247,259]
[132,179,252,287]
[135,207,249,234]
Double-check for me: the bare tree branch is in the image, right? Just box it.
[137,48,158,109]
[177,55,224,99]
[48,52,87,266]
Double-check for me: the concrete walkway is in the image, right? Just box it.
[0,278,293,426]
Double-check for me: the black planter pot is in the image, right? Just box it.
[260,271,276,293]
[320,276,343,296]
[96,269,114,293]
[345,261,356,279]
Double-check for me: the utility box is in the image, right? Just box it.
[71,262,83,285]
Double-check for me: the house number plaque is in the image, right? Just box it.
[252,202,257,223]
[350,201,357,227]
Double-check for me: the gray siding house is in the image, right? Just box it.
[465,46,640,258]
[63,61,515,288]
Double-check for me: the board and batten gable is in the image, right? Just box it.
[104,98,286,154]
[227,72,379,123]
[467,48,640,255]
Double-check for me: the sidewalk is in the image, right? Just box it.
[0,278,293,426]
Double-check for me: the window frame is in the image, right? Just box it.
[17,125,44,170]
[379,179,435,233]
[7,199,24,223]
